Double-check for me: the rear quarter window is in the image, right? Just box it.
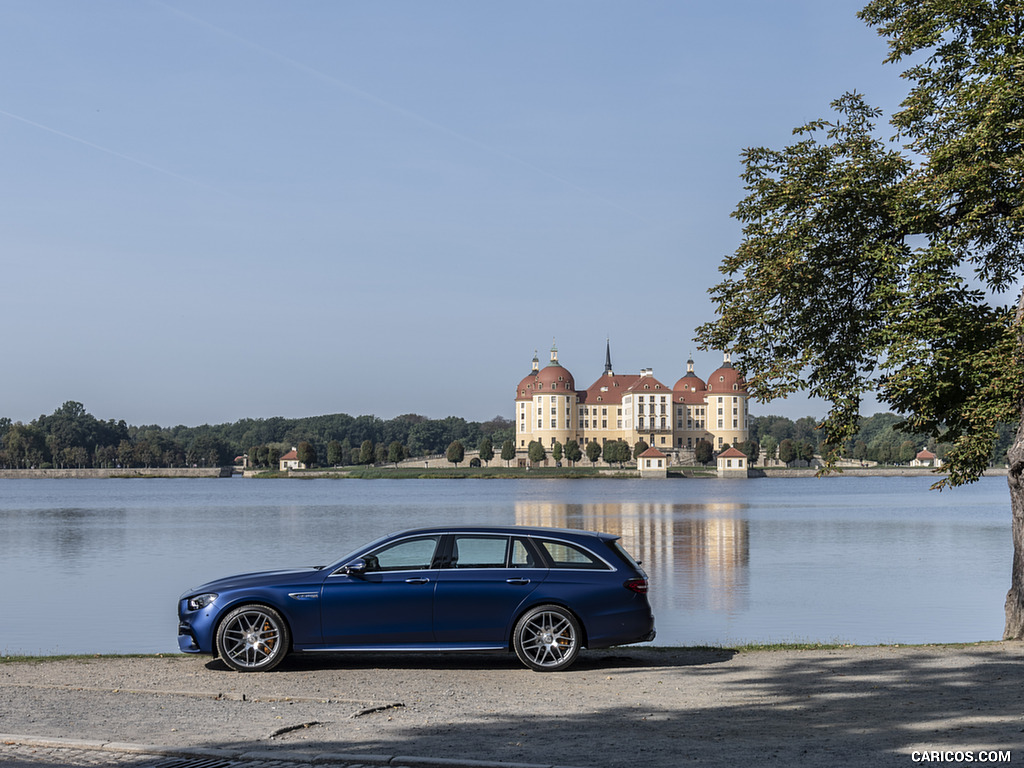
[539,539,610,570]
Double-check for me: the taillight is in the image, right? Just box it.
[624,577,648,594]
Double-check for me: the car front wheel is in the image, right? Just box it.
[513,605,581,671]
[216,604,290,672]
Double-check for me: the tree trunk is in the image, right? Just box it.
[1002,417,1024,638]
[1003,290,1024,639]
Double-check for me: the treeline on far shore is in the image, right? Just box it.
[0,401,1016,471]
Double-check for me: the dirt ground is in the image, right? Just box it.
[2,644,1023,767]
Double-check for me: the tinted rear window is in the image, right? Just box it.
[539,539,610,570]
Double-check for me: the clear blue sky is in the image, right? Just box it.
[3,1,902,427]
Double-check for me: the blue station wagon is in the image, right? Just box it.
[178,526,655,671]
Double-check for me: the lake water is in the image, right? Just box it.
[0,476,1011,655]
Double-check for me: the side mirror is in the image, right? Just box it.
[344,558,368,577]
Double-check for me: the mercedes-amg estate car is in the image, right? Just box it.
[178,525,655,672]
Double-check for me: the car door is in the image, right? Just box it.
[320,534,441,647]
[432,535,547,646]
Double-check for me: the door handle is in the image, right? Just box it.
[405,577,430,584]
[506,578,531,585]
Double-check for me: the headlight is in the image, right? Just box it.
[187,593,218,611]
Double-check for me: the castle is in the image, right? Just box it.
[515,342,749,462]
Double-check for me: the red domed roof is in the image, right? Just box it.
[706,356,746,394]
[531,345,576,392]
[673,372,706,393]
[536,363,575,392]
[673,358,708,404]
[516,372,538,401]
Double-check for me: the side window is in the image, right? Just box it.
[366,536,439,571]
[540,539,609,570]
[450,536,508,568]
[511,538,538,568]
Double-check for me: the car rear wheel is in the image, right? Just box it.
[513,605,581,671]
[216,604,290,672]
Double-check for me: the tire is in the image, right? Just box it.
[513,605,581,671]
[216,604,290,672]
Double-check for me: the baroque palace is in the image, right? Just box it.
[515,342,749,462]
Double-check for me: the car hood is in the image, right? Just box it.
[184,567,326,596]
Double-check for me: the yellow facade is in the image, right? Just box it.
[515,343,749,463]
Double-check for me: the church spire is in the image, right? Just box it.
[604,338,613,376]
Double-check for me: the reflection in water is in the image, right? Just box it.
[515,501,750,615]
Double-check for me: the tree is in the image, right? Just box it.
[478,436,494,466]
[528,440,546,465]
[446,440,465,466]
[741,440,761,466]
[388,441,407,467]
[778,439,796,468]
[604,439,630,467]
[632,440,650,460]
[297,441,317,468]
[552,440,563,464]
[853,440,868,462]
[358,440,375,465]
[585,441,602,464]
[695,2,1024,637]
[694,439,713,467]
[501,439,516,467]
[798,441,816,467]
[564,439,582,466]
[327,440,344,466]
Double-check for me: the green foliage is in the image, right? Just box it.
[500,439,516,465]
[297,441,317,468]
[564,439,583,466]
[603,439,631,466]
[358,440,375,465]
[478,436,494,465]
[446,440,465,466]
[632,440,650,459]
[326,440,344,467]
[778,439,796,467]
[585,441,602,464]
[741,440,760,465]
[694,439,713,466]
[528,440,546,464]
[696,2,1024,489]
[552,440,563,463]
[387,441,407,466]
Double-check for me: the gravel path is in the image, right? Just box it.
[2,644,1023,767]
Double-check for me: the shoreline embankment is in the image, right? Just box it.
[0,466,1008,479]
